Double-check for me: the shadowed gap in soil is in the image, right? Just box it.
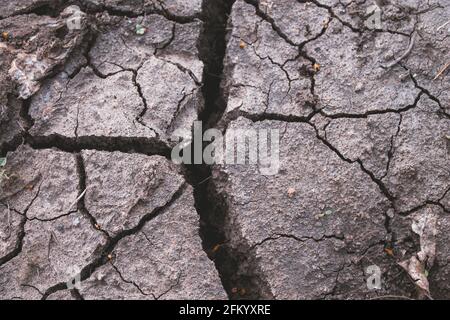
[183,0,273,300]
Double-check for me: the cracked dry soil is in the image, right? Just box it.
[0,0,449,300]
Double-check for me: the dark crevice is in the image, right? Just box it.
[26,135,171,159]
[319,92,423,119]
[4,0,69,18]
[220,108,318,133]
[197,0,234,129]
[77,0,201,24]
[0,214,27,267]
[70,288,85,300]
[0,185,42,267]
[182,0,274,300]
[75,154,111,239]
[381,113,403,180]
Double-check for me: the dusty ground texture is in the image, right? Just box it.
[0,0,449,300]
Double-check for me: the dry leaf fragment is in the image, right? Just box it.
[287,187,296,198]
[313,63,321,72]
[384,248,394,256]
[398,256,430,298]
[398,211,438,299]
[212,244,221,253]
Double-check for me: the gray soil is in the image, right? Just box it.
[0,0,449,300]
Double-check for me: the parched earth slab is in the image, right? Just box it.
[29,69,156,140]
[29,12,203,146]
[382,96,449,213]
[78,151,226,299]
[85,0,203,18]
[212,117,392,299]
[311,95,450,212]
[82,150,185,236]
[401,3,450,114]
[90,14,203,79]
[315,0,440,34]
[0,145,80,221]
[1,149,226,299]
[0,213,106,300]
[311,112,401,179]
[221,0,317,122]
[310,1,449,115]
[304,19,420,115]
[0,146,106,299]
[81,189,227,300]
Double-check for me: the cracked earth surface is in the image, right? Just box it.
[0,0,449,300]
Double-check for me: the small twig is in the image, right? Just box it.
[67,188,87,212]
[437,20,450,32]
[197,175,212,186]
[382,33,417,69]
[433,61,450,80]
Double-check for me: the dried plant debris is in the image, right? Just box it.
[399,212,438,299]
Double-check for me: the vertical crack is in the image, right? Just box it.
[182,0,273,300]
[75,153,111,239]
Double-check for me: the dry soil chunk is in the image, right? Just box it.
[312,113,402,179]
[29,68,156,140]
[137,56,202,141]
[212,117,390,298]
[90,14,203,80]
[304,19,420,115]
[77,151,226,299]
[0,213,106,300]
[82,150,185,236]
[402,4,450,114]
[105,187,226,299]
[221,0,315,121]
[382,96,450,212]
[0,145,79,221]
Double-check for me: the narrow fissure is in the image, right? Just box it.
[181,0,275,300]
